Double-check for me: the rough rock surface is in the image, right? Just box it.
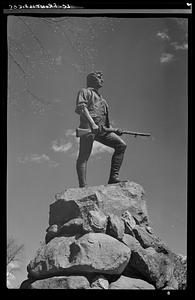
[50,181,149,226]
[121,210,136,235]
[109,275,155,289]
[132,224,169,254]
[25,276,90,289]
[106,213,125,241]
[46,210,108,244]
[91,275,109,289]
[122,234,175,289]
[171,254,187,290]
[20,181,186,290]
[86,210,107,233]
[27,233,131,279]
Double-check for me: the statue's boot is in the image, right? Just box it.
[76,161,87,188]
[108,145,127,184]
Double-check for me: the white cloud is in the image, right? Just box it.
[51,129,77,156]
[157,31,170,40]
[48,161,59,168]
[18,154,59,167]
[65,129,76,136]
[18,154,49,163]
[156,21,188,64]
[91,141,113,156]
[160,53,175,64]
[53,128,114,158]
[171,42,188,51]
[55,55,62,65]
[52,141,72,153]
[69,140,113,159]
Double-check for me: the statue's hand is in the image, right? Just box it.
[91,124,99,134]
[115,128,123,136]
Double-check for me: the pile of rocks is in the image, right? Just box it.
[20,181,187,289]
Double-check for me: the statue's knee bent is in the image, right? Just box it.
[122,143,127,151]
[116,142,127,153]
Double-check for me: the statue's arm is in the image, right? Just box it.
[103,101,122,135]
[75,88,98,131]
[82,106,98,130]
[104,101,114,129]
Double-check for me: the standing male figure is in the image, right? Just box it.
[75,71,127,187]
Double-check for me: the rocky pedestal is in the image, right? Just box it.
[20,181,187,290]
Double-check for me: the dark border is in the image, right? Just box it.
[2,1,192,297]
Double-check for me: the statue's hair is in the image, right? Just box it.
[87,71,103,87]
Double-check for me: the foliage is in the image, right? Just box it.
[8,16,115,115]
[7,237,25,288]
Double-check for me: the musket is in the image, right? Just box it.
[76,126,151,138]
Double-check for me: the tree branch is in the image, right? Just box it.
[8,36,29,65]
[8,50,26,75]
[7,238,24,266]
[17,16,52,62]
[41,18,87,72]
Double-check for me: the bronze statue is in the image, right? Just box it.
[75,71,127,187]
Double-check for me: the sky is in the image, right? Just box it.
[7,16,188,287]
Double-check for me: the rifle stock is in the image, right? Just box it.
[76,127,151,138]
[76,128,91,137]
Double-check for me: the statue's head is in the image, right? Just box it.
[87,71,104,89]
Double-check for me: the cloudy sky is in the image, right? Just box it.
[7,16,188,287]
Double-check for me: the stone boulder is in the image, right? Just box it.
[132,225,170,254]
[91,275,109,289]
[50,181,149,227]
[49,194,103,227]
[121,210,136,236]
[27,233,131,279]
[109,275,155,289]
[45,224,62,244]
[20,278,36,289]
[130,226,187,289]
[106,213,125,241]
[86,210,107,233]
[20,180,186,290]
[122,234,176,289]
[171,254,187,290]
[45,210,108,244]
[23,276,90,289]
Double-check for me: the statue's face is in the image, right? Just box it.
[95,73,104,88]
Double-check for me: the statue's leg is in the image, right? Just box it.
[76,134,94,187]
[95,132,127,184]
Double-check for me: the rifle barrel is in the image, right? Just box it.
[76,127,151,138]
[123,131,151,136]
